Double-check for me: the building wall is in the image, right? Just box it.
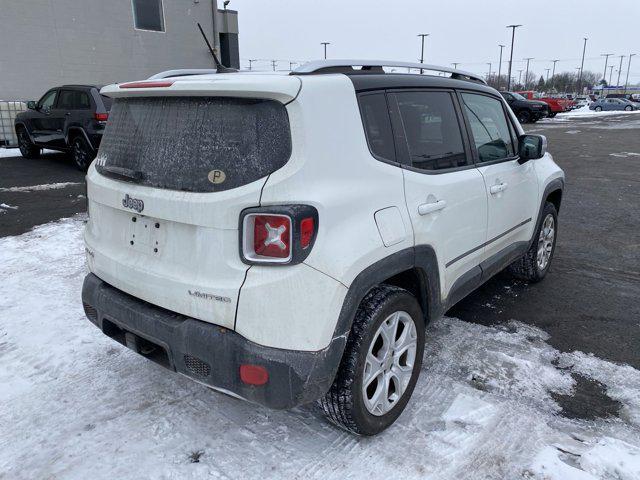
[0,0,238,100]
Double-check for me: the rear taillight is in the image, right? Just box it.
[252,214,291,259]
[94,112,109,122]
[240,205,318,265]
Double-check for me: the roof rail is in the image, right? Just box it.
[291,60,486,84]
[147,69,218,80]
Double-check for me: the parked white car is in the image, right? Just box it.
[81,60,565,435]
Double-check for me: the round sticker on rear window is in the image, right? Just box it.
[208,170,226,184]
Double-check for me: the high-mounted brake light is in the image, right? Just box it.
[240,205,318,266]
[94,112,109,122]
[119,81,175,89]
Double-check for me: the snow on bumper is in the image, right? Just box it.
[81,273,347,409]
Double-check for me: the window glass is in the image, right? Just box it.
[76,91,91,109]
[101,95,113,110]
[39,90,57,109]
[58,90,75,110]
[395,91,468,171]
[132,0,164,31]
[358,93,396,162]
[461,93,516,163]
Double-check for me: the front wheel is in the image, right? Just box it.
[595,106,603,112]
[509,202,558,282]
[625,105,632,111]
[319,285,425,435]
[17,128,40,159]
[517,110,531,124]
[72,136,95,171]
[548,112,557,118]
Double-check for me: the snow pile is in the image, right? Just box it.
[0,182,82,192]
[558,105,640,118]
[0,203,18,214]
[1,217,640,479]
[0,147,58,159]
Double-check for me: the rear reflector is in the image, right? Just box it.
[119,81,175,89]
[300,217,315,249]
[240,364,269,385]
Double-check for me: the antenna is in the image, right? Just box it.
[197,22,237,73]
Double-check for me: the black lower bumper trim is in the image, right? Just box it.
[81,273,346,409]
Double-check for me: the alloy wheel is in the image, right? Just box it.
[362,311,418,416]
[73,139,89,169]
[536,214,555,271]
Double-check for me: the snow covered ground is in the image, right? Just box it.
[555,105,640,119]
[0,147,57,159]
[1,217,640,480]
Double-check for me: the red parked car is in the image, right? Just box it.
[516,91,573,117]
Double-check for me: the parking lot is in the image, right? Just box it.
[1,112,640,478]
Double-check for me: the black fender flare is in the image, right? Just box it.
[528,177,564,249]
[331,245,442,340]
[14,121,35,143]
[66,127,95,151]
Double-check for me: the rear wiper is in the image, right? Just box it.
[98,165,144,182]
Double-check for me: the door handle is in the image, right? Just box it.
[489,182,508,195]
[418,199,447,216]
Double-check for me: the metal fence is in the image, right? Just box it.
[0,101,27,148]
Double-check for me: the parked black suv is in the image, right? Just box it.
[14,85,111,170]
[500,91,549,123]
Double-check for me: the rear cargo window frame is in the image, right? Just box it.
[95,96,292,193]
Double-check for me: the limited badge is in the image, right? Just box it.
[208,170,226,184]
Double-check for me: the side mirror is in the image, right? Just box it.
[518,134,547,162]
[27,101,37,110]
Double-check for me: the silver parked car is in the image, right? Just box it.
[589,98,639,112]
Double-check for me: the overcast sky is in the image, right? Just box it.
[231,0,639,83]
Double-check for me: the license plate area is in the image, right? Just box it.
[102,318,171,369]
[126,214,164,255]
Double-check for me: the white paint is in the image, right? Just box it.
[374,206,407,247]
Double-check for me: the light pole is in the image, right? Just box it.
[418,34,429,73]
[289,61,297,71]
[577,38,587,92]
[518,69,523,85]
[487,62,492,79]
[271,59,277,71]
[545,68,551,83]
[321,42,330,59]
[452,62,460,69]
[248,59,256,70]
[601,53,613,84]
[608,65,615,85]
[498,44,505,90]
[524,57,534,90]
[625,54,636,94]
[506,25,522,91]
[616,55,625,88]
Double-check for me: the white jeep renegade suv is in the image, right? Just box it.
[82,60,564,435]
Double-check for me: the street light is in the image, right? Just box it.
[518,69,523,85]
[616,55,625,88]
[545,68,551,83]
[271,59,277,71]
[577,38,587,92]
[418,34,429,73]
[608,65,615,85]
[321,42,331,59]
[601,53,614,84]
[506,24,522,91]
[524,57,534,90]
[624,54,636,94]
[498,44,506,90]
[487,62,492,79]
[452,62,460,69]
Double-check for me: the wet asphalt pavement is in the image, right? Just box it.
[1,113,639,417]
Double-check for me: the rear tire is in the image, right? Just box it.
[625,105,632,111]
[517,110,531,124]
[17,127,40,159]
[548,112,557,118]
[319,285,425,436]
[71,135,94,171]
[595,106,603,112]
[509,202,558,283]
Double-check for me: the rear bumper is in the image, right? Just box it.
[81,273,346,409]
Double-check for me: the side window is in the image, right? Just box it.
[461,93,516,163]
[358,93,396,162]
[39,90,57,110]
[132,0,165,32]
[394,91,468,171]
[76,91,91,109]
[58,90,75,110]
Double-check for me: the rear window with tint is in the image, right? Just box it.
[96,97,291,192]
